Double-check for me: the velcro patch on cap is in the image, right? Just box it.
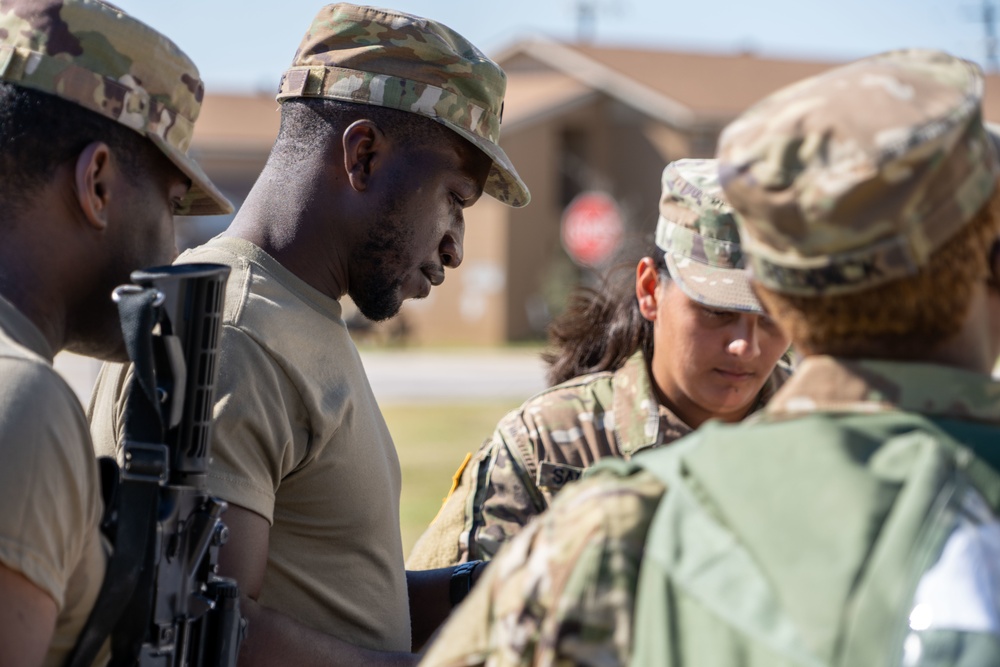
[537,461,585,491]
[281,68,309,97]
[657,218,744,269]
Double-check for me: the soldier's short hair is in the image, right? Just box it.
[270,97,461,172]
[0,0,230,215]
[0,83,165,216]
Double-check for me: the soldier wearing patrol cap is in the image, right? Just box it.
[420,49,1000,667]
[0,0,230,665]
[407,158,791,571]
[89,3,527,665]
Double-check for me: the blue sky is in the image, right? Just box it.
[112,0,987,93]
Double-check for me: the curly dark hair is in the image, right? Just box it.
[0,82,163,216]
[270,97,468,173]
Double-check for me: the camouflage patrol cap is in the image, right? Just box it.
[276,3,529,208]
[0,0,232,216]
[718,49,1000,297]
[656,159,764,313]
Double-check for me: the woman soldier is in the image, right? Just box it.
[407,158,792,571]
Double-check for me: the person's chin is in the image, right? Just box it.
[354,295,400,322]
[703,379,755,407]
[412,281,432,300]
[351,278,407,322]
[703,397,753,422]
[401,273,434,301]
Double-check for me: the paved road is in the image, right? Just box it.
[360,348,548,404]
[55,347,549,408]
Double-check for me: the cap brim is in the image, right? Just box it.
[444,121,530,208]
[148,134,234,216]
[666,252,763,314]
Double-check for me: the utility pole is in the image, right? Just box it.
[575,0,598,43]
[571,0,626,43]
[975,0,999,72]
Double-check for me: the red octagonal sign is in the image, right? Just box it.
[561,191,624,268]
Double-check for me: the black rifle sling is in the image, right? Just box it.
[65,287,166,667]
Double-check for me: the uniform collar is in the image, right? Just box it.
[613,352,792,456]
[612,352,680,457]
[764,355,1000,424]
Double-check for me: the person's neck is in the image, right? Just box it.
[929,287,999,374]
[652,376,754,430]
[918,339,995,375]
[802,286,998,376]
[0,238,70,355]
[663,395,753,430]
[225,170,350,301]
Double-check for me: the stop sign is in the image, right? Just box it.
[561,191,624,268]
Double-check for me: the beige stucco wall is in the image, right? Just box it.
[500,97,679,341]
[502,119,563,341]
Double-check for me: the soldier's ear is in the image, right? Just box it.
[636,257,661,322]
[74,141,114,231]
[343,119,385,192]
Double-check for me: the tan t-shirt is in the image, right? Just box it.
[90,236,410,651]
[0,296,108,667]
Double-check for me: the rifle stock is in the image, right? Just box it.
[68,263,245,667]
[126,263,244,667]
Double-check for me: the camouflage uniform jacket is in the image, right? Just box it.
[406,352,790,569]
[418,356,1000,667]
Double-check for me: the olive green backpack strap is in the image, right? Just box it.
[628,436,824,667]
[840,436,1000,667]
[627,412,1000,667]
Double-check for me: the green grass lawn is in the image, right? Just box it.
[383,400,523,557]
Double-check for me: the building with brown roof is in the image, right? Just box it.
[183,39,1000,345]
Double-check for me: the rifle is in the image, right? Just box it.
[67,263,245,667]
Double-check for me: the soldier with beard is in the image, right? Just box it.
[89,3,528,666]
